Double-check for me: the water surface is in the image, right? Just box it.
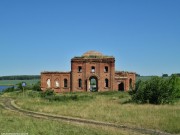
[0,85,13,92]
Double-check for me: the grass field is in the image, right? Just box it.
[0,77,180,134]
[0,79,39,86]
[0,105,143,135]
[2,91,180,134]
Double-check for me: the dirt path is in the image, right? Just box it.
[0,98,173,135]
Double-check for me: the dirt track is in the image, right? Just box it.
[0,98,173,135]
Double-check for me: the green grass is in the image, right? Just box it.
[0,102,142,135]
[0,79,39,86]
[2,91,180,134]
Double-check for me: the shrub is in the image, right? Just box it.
[16,83,23,90]
[16,82,32,91]
[4,86,15,92]
[129,75,180,104]
[41,89,55,97]
[162,74,168,77]
[44,93,94,102]
[27,91,41,98]
[32,81,41,91]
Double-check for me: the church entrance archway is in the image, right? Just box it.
[88,76,98,92]
[118,82,124,91]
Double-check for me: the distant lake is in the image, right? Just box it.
[0,85,13,92]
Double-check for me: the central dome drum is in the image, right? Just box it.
[82,50,104,57]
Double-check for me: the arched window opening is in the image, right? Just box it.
[105,79,109,87]
[64,79,68,88]
[129,78,133,90]
[78,79,82,88]
[104,66,108,72]
[78,66,82,72]
[91,66,95,73]
[47,79,51,88]
[55,79,60,88]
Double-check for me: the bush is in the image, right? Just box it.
[4,86,15,92]
[32,81,41,91]
[41,89,55,97]
[44,93,94,102]
[16,82,32,91]
[129,75,180,104]
[162,74,168,77]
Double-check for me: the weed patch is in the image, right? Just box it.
[45,94,94,102]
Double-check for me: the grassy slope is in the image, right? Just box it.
[3,91,180,134]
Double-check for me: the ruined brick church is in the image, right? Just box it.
[41,51,136,92]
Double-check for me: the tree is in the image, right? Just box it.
[129,75,180,104]
[32,81,41,91]
[162,74,168,77]
[136,74,140,77]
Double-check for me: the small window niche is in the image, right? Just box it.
[64,79,68,88]
[105,79,109,87]
[78,66,82,72]
[91,66,95,73]
[78,79,82,88]
[104,66,108,73]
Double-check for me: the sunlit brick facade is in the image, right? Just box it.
[41,51,136,92]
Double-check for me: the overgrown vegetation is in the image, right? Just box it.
[130,75,180,104]
[32,81,41,91]
[1,76,180,134]
[34,89,94,102]
[0,109,133,135]
[2,83,94,102]
[3,86,16,92]
[2,90,179,134]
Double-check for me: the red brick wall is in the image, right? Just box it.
[41,56,136,92]
[71,57,115,92]
[41,72,71,92]
[114,72,136,91]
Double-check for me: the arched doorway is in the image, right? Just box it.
[118,82,124,91]
[89,76,98,92]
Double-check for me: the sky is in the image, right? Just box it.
[0,0,180,76]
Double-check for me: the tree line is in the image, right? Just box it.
[136,73,180,77]
[0,75,40,80]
